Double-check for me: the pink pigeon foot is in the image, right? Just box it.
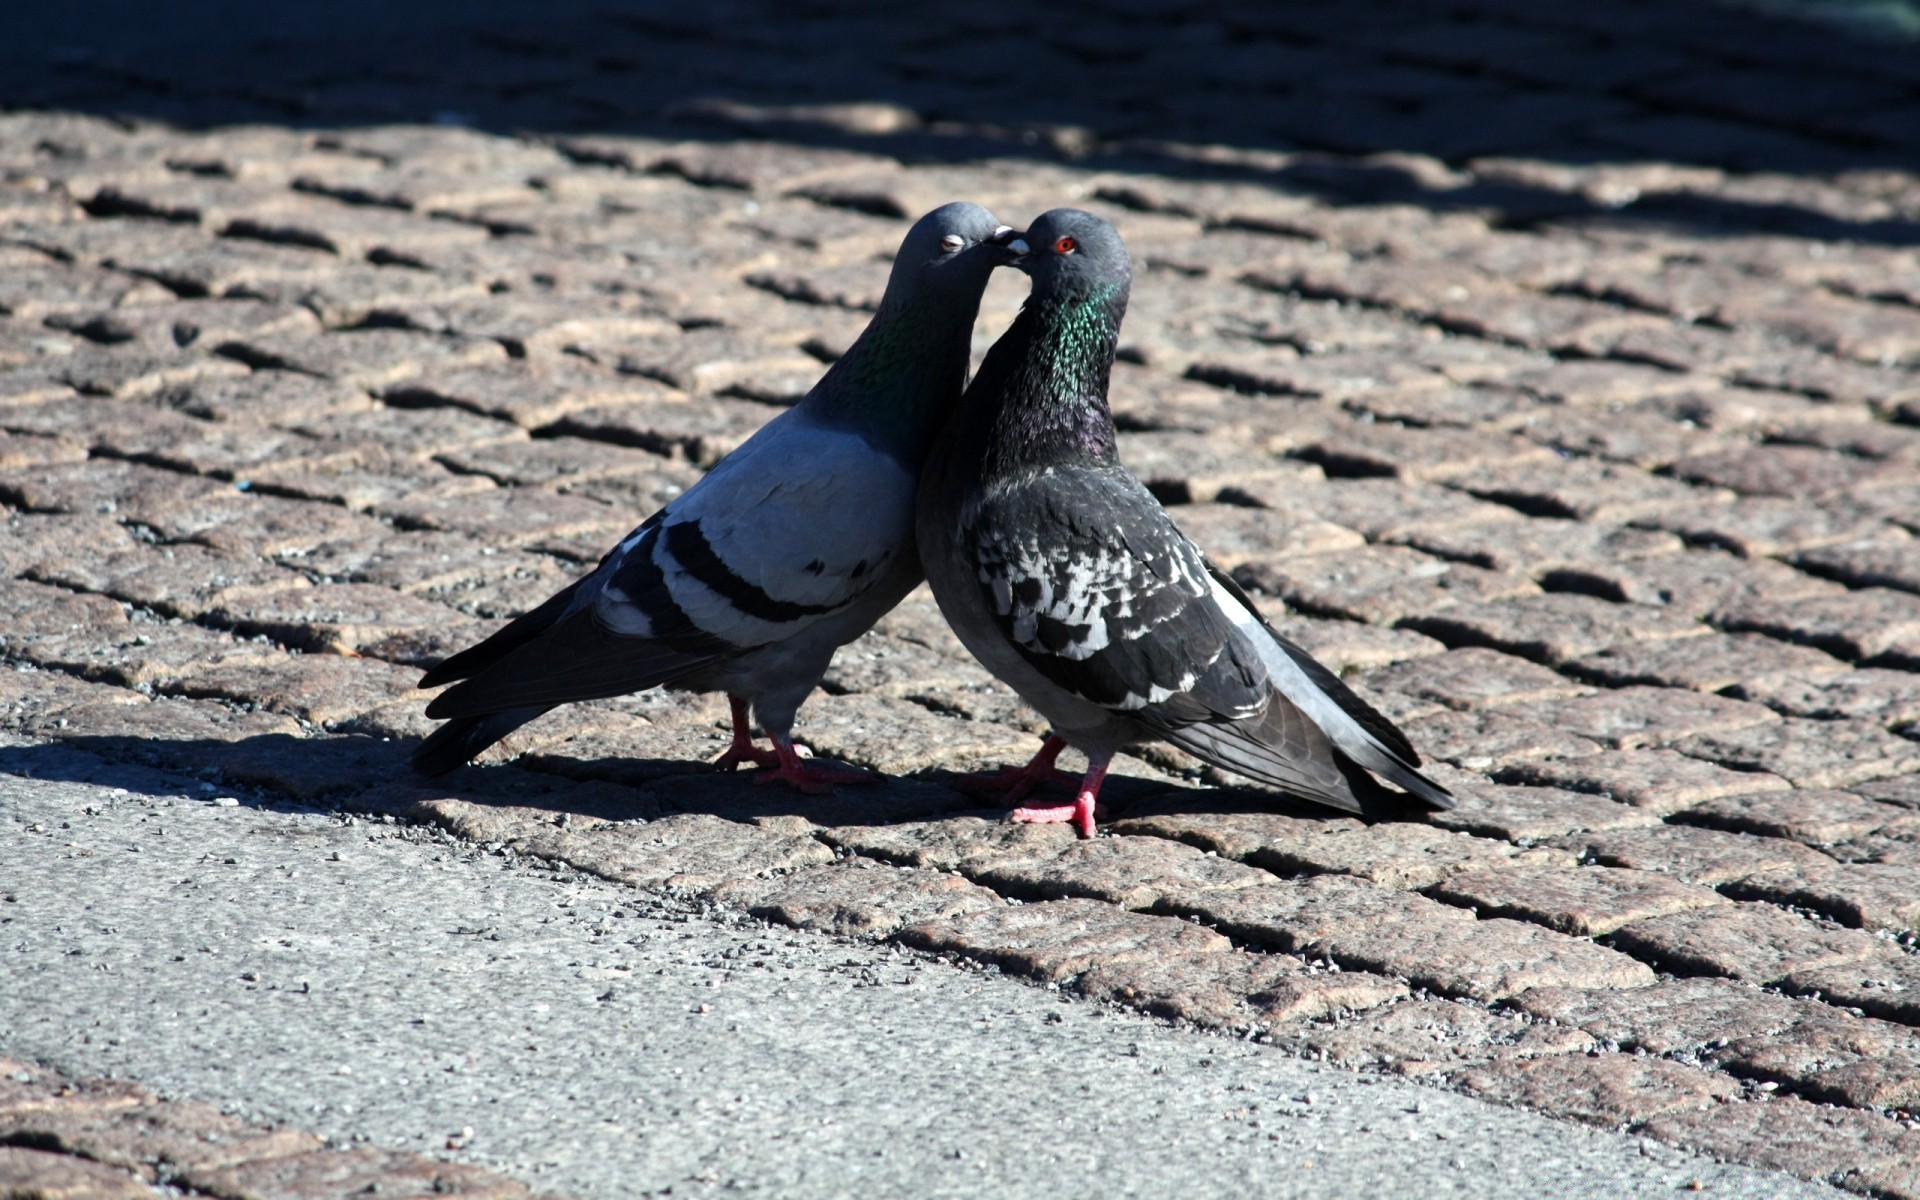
[752,736,876,794]
[959,735,1074,803]
[713,696,782,772]
[1009,756,1109,839]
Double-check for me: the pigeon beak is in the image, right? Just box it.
[988,225,1029,265]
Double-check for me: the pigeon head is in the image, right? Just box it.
[1012,208,1131,304]
[879,201,1025,309]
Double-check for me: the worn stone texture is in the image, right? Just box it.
[1295,998,1596,1075]
[11,18,1920,1185]
[1453,1054,1739,1128]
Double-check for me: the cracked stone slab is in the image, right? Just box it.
[1724,861,1920,932]
[893,898,1231,983]
[1354,646,1592,712]
[1428,865,1724,937]
[1530,686,1778,750]
[1640,1096,1920,1191]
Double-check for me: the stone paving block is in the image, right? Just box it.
[1676,790,1920,846]
[1453,1053,1738,1128]
[1499,749,1792,816]
[1715,587,1920,665]
[0,1096,321,1181]
[1260,613,1446,673]
[1449,457,1718,522]
[973,835,1272,910]
[1403,519,1682,578]
[290,405,527,459]
[204,582,484,662]
[1234,544,1537,625]
[1419,767,1662,840]
[1347,912,1657,1002]
[160,370,373,424]
[0,667,148,732]
[822,816,1080,874]
[1548,550,1845,619]
[818,632,1001,700]
[1738,663,1920,725]
[1565,633,1848,694]
[0,430,88,470]
[1238,477,1522,542]
[1397,707,1603,771]
[0,577,131,648]
[1111,805,1366,861]
[32,694,303,766]
[1514,406,1741,469]
[1717,1014,1920,1109]
[1077,952,1407,1029]
[894,898,1231,984]
[1854,775,1920,810]
[21,621,287,692]
[1562,821,1835,884]
[1292,421,1554,481]
[0,1145,156,1200]
[1642,495,1897,558]
[1727,862,1920,932]
[1676,717,1920,789]
[375,486,624,548]
[791,692,1040,778]
[1118,430,1323,504]
[223,328,506,389]
[1784,956,1920,1027]
[1509,976,1806,1056]
[1252,820,1572,890]
[1430,865,1725,937]
[506,812,833,895]
[708,861,1000,939]
[244,453,496,513]
[1531,686,1778,751]
[1162,503,1363,569]
[547,396,777,467]
[1354,646,1590,712]
[1156,873,1472,953]
[384,360,676,428]
[175,654,423,727]
[1295,998,1596,1075]
[432,436,680,489]
[181,1146,530,1200]
[1670,444,1906,498]
[1608,903,1894,983]
[1795,536,1920,594]
[1640,1097,1920,1192]
[27,544,310,622]
[1402,592,1708,665]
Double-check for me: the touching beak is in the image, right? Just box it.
[988,225,1029,265]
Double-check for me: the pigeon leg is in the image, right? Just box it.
[1010,753,1110,839]
[753,735,877,794]
[713,695,781,771]
[958,735,1076,802]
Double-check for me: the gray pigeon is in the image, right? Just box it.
[916,209,1454,836]
[415,203,1025,790]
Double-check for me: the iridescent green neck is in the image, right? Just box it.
[805,289,977,465]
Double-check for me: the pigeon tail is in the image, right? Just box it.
[411,705,550,777]
[418,576,587,689]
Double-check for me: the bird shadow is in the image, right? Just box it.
[2,729,1391,832]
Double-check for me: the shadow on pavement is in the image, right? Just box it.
[0,0,1917,244]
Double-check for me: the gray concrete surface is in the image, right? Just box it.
[0,746,1836,1200]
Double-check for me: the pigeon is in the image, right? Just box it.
[916,209,1454,836]
[414,203,1026,790]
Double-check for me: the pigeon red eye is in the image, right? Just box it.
[1054,236,1077,254]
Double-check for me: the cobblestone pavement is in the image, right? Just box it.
[3,0,1920,1195]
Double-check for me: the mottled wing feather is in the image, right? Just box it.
[967,467,1267,721]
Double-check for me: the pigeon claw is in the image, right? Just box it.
[959,734,1072,802]
[1010,793,1100,840]
[751,737,877,794]
[713,742,782,772]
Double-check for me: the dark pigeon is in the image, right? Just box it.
[916,208,1454,835]
[414,203,1025,791]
